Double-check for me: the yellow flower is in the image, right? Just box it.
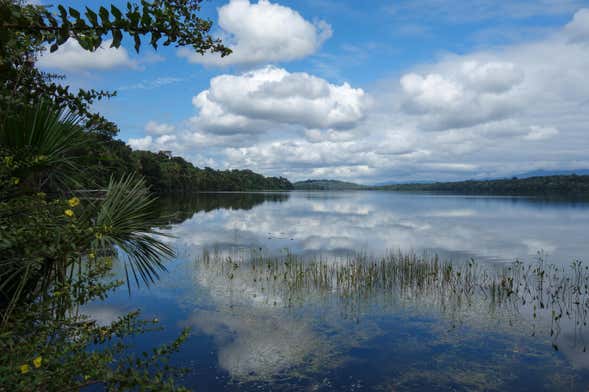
[12,177,19,185]
[68,197,80,207]
[88,252,95,259]
[95,232,103,240]
[33,356,42,368]
[64,209,74,217]
[20,364,30,374]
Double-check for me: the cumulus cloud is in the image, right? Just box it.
[128,134,178,151]
[399,60,524,131]
[132,9,589,183]
[37,39,137,71]
[191,66,366,133]
[524,125,559,141]
[145,121,175,135]
[564,8,589,42]
[178,0,332,66]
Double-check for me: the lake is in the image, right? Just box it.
[90,191,589,391]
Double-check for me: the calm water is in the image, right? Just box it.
[89,191,589,391]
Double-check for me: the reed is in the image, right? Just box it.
[196,249,589,350]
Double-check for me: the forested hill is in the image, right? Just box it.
[294,176,589,195]
[293,179,366,190]
[83,135,293,192]
[378,175,589,195]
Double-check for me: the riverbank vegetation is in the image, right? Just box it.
[294,175,589,195]
[0,0,234,389]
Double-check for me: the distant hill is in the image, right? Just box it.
[293,179,366,190]
[375,169,589,186]
[514,169,589,178]
[295,175,589,195]
[376,175,589,195]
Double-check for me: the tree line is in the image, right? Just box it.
[377,175,589,195]
[294,176,589,196]
[82,135,293,193]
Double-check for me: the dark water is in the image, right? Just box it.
[88,191,589,391]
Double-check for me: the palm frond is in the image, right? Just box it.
[93,174,175,290]
[0,100,87,191]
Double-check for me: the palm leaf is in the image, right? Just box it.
[0,100,86,191]
[93,173,175,290]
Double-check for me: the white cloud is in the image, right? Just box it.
[564,8,589,42]
[178,0,332,66]
[119,77,183,91]
[132,9,589,183]
[524,125,559,141]
[127,135,153,150]
[145,121,175,135]
[399,61,524,131]
[191,66,365,133]
[37,39,137,71]
[127,136,153,150]
[128,134,178,151]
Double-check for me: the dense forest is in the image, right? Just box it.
[294,176,589,195]
[293,179,365,190]
[83,135,293,192]
[379,175,589,195]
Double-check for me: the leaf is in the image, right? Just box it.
[111,29,123,48]
[68,7,80,19]
[110,5,122,20]
[85,8,98,27]
[57,5,68,21]
[98,6,110,26]
[150,31,161,49]
[134,34,141,53]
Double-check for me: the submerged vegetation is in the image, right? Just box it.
[198,250,589,351]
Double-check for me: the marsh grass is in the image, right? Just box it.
[197,249,589,351]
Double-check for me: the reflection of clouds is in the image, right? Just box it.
[187,310,322,379]
[428,209,477,217]
[186,258,330,379]
[81,304,127,326]
[168,192,589,264]
[522,239,557,255]
[186,252,589,381]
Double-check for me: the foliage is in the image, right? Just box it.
[132,150,293,192]
[377,175,589,195]
[0,100,86,196]
[293,179,365,191]
[0,102,184,390]
[0,0,231,54]
[295,176,589,195]
[0,1,234,389]
[0,0,230,136]
[95,174,175,289]
[0,258,190,391]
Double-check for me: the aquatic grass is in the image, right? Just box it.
[196,249,589,351]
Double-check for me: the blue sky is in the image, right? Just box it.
[37,0,589,183]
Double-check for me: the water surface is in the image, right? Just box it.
[92,191,589,391]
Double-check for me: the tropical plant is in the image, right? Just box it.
[0,101,185,390]
[0,255,191,391]
[0,101,174,315]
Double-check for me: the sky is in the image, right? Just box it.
[36,0,589,184]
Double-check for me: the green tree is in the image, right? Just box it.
[0,0,230,136]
